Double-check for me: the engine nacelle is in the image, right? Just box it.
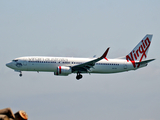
[54,66,72,76]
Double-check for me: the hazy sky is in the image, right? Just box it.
[0,0,160,120]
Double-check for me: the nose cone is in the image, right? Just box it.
[6,62,13,68]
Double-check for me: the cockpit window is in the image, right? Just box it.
[12,60,18,62]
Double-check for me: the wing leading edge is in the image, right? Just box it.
[72,47,110,73]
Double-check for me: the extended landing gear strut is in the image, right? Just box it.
[19,71,22,77]
[76,72,83,80]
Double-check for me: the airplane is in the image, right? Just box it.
[6,34,155,80]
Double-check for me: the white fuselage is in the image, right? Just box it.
[5,34,153,79]
[6,56,143,74]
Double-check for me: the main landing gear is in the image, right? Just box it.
[76,72,83,80]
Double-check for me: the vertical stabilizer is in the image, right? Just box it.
[126,34,153,67]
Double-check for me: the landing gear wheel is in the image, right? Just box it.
[19,74,22,77]
[76,72,83,80]
[79,74,82,79]
[19,71,22,77]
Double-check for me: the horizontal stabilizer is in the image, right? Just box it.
[135,59,155,65]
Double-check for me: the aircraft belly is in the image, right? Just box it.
[91,65,125,73]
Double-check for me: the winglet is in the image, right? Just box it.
[101,47,110,59]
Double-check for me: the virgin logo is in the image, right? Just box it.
[126,37,151,68]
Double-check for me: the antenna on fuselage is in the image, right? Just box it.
[93,55,96,58]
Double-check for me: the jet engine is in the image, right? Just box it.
[54,66,72,76]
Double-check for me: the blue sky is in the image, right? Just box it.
[0,0,160,120]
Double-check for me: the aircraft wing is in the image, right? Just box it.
[71,48,110,73]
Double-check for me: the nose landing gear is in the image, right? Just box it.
[76,72,83,80]
[19,71,22,77]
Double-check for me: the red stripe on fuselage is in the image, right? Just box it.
[59,66,61,74]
